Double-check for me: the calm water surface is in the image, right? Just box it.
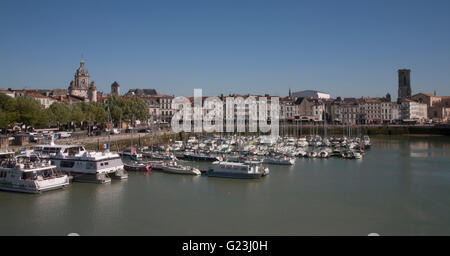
[1,135,450,235]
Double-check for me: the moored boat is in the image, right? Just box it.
[206,161,269,179]
[160,161,201,175]
[124,161,151,172]
[263,156,295,165]
[0,153,69,193]
[33,141,128,183]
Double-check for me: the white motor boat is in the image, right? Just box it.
[0,153,69,193]
[263,156,295,165]
[207,161,269,179]
[120,147,143,160]
[307,151,318,158]
[160,161,201,175]
[33,141,127,183]
[297,137,309,147]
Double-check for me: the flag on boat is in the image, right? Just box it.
[102,143,109,149]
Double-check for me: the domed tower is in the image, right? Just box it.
[88,81,97,102]
[68,59,90,98]
[111,81,120,96]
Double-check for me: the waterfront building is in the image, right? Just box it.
[411,93,450,122]
[391,102,401,121]
[137,94,174,124]
[358,97,392,124]
[312,100,326,121]
[280,97,296,121]
[328,98,359,125]
[341,102,359,125]
[327,96,400,125]
[295,97,315,121]
[400,99,428,123]
[294,97,326,122]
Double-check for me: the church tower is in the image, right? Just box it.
[111,81,120,96]
[398,69,411,102]
[88,81,97,102]
[69,59,90,98]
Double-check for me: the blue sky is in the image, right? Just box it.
[1,0,450,99]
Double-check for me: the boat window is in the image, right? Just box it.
[67,147,80,155]
[60,161,75,168]
[22,172,34,180]
[86,162,96,169]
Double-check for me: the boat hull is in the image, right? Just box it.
[206,170,263,179]
[161,167,200,175]
[124,164,150,172]
[0,177,69,194]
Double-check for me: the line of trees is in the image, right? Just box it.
[0,94,149,132]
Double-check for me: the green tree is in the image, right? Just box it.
[0,94,17,128]
[126,97,149,122]
[70,104,85,125]
[15,96,48,128]
[48,102,71,126]
[106,96,149,124]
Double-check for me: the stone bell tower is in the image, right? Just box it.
[398,69,411,101]
[88,81,97,102]
[111,81,120,96]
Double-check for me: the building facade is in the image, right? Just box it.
[400,100,428,123]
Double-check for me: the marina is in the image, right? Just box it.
[1,135,450,235]
[0,133,377,188]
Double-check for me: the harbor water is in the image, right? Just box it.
[1,135,450,235]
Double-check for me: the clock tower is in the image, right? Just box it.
[68,58,90,99]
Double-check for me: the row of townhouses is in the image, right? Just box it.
[2,87,448,125]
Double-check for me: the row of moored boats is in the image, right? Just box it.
[0,135,370,194]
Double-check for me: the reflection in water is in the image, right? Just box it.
[1,135,450,235]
